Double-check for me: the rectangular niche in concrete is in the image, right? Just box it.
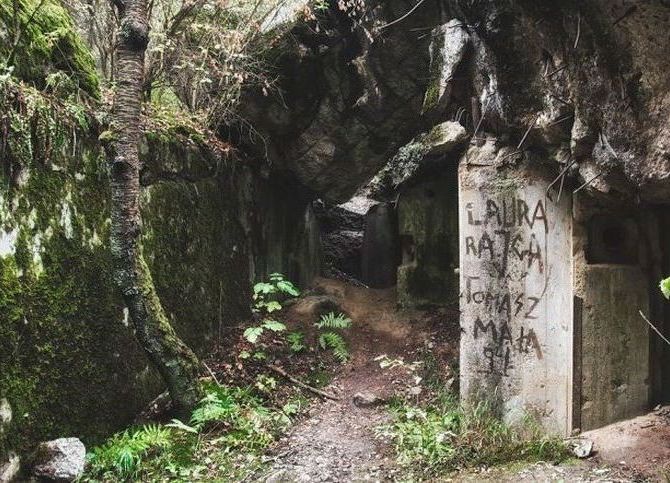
[459,163,573,435]
[579,265,650,430]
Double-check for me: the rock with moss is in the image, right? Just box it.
[0,0,100,97]
[0,78,251,457]
[369,121,468,199]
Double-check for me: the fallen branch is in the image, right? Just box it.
[639,310,670,347]
[266,365,340,401]
[378,0,428,30]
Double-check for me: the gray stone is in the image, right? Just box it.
[32,438,86,482]
[0,399,11,432]
[0,453,20,483]
[459,161,573,435]
[352,392,385,408]
[397,171,459,308]
[423,20,471,114]
[571,439,594,459]
[370,122,468,199]
[579,265,649,430]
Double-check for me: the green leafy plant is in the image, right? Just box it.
[660,276,670,299]
[243,319,287,344]
[86,424,173,479]
[318,331,350,363]
[85,382,298,481]
[244,274,299,345]
[252,273,300,313]
[286,331,307,353]
[315,312,352,330]
[315,312,352,363]
[377,391,569,477]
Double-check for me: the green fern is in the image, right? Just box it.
[318,331,350,363]
[286,331,306,353]
[87,424,172,478]
[316,312,352,330]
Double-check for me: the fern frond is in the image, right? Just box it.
[316,312,352,330]
[318,331,350,363]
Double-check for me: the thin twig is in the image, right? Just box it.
[557,170,566,203]
[639,311,670,347]
[573,170,606,194]
[550,93,572,106]
[378,0,428,30]
[202,362,221,385]
[574,13,581,49]
[471,97,490,143]
[517,114,539,149]
[545,64,567,78]
[547,114,574,127]
[547,156,578,195]
[267,365,340,401]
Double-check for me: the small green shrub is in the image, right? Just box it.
[315,312,352,330]
[244,273,298,345]
[286,331,306,353]
[378,392,569,477]
[318,331,350,363]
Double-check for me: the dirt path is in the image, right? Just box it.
[257,278,451,482]
[254,278,669,482]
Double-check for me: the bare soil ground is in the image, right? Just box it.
[234,278,670,482]
[256,278,458,482]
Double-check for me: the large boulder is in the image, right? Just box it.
[32,438,85,482]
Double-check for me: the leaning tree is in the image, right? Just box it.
[104,0,202,416]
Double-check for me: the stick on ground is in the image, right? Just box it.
[267,365,340,401]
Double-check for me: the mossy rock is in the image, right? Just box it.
[0,0,100,97]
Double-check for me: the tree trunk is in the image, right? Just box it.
[105,0,201,417]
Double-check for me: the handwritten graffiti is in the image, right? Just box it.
[473,317,543,375]
[463,195,550,378]
[463,275,541,319]
[464,230,544,275]
[465,198,548,234]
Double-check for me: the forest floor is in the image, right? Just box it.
[256,277,456,481]
[248,278,669,482]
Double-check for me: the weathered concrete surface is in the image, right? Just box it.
[580,266,650,431]
[397,170,459,308]
[362,203,398,289]
[459,161,573,435]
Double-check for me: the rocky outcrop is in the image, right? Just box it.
[240,1,443,203]
[241,0,670,205]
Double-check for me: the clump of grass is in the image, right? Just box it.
[84,382,297,481]
[378,391,570,477]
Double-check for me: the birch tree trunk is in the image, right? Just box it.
[105,0,201,417]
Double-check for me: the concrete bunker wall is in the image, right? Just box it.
[458,162,573,434]
[458,158,667,435]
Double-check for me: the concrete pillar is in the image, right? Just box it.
[362,203,398,288]
[459,161,573,435]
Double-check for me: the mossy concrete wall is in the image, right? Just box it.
[572,195,658,431]
[0,140,251,457]
[397,168,459,307]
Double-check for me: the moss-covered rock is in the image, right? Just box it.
[0,0,100,97]
[0,79,249,456]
